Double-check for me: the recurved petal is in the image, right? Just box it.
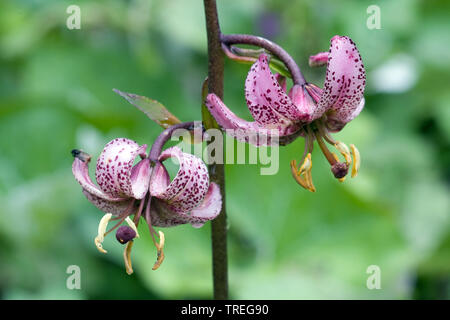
[326,97,365,132]
[72,157,127,202]
[148,161,171,197]
[190,182,222,228]
[275,73,287,93]
[205,93,300,146]
[151,147,210,214]
[245,54,301,123]
[149,183,221,228]
[95,138,148,199]
[129,158,151,199]
[82,190,135,216]
[318,36,366,128]
[288,85,317,122]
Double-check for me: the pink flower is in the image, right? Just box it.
[72,138,221,273]
[206,35,365,191]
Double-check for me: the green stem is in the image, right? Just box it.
[203,0,228,300]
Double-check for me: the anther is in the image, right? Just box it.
[350,144,360,178]
[125,217,140,238]
[94,213,113,254]
[335,141,352,165]
[123,241,134,275]
[152,231,165,271]
[290,153,316,192]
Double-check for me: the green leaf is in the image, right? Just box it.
[113,89,181,129]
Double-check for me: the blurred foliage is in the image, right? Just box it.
[0,0,449,299]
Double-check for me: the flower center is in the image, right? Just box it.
[290,120,360,191]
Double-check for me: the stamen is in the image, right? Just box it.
[152,231,165,271]
[121,210,145,275]
[123,240,134,275]
[305,168,316,192]
[314,125,350,180]
[133,197,146,225]
[317,120,336,145]
[125,217,140,238]
[318,123,351,167]
[314,130,338,166]
[331,152,340,163]
[94,213,113,254]
[335,141,352,165]
[290,154,316,192]
[297,152,312,175]
[290,160,309,190]
[350,144,360,178]
[144,193,166,270]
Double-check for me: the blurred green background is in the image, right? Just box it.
[0,0,449,299]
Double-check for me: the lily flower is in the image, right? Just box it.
[72,138,221,274]
[206,35,365,191]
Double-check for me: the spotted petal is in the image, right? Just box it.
[95,138,150,199]
[205,93,300,146]
[150,147,209,214]
[327,97,365,132]
[72,154,133,216]
[189,182,222,228]
[149,182,222,228]
[245,54,305,124]
[72,156,126,202]
[82,190,135,216]
[318,36,366,131]
[288,85,317,122]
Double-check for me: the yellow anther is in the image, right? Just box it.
[297,153,312,175]
[338,177,346,183]
[305,167,316,192]
[125,217,140,238]
[290,154,316,192]
[123,240,134,275]
[290,160,309,190]
[350,144,360,178]
[335,141,352,165]
[94,213,113,254]
[331,152,340,163]
[152,231,165,271]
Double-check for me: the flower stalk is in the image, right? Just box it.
[203,0,228,300]
[221,33,306,85]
